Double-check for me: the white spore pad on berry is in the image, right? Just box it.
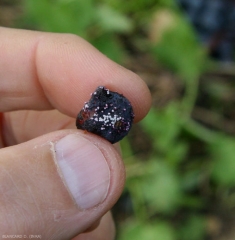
[76,86,134,144]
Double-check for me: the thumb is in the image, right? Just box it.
[0,130,125,239]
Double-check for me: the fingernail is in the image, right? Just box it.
[54,134,110,209]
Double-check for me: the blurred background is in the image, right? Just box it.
[1,0,235,239]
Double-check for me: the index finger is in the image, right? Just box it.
[0,27,151,122]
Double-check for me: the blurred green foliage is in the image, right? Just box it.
[18,0,134,62]
[15,0,235,239]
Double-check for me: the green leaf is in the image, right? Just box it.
[165,141,188,165]
[142,160,182,213]
[96,5,133,33]
[141,104,182,153]
[22,0,95,36]
[119,220,175,240]
[151,11,205,81]
[179,215,206,240]
[210,136,235,186]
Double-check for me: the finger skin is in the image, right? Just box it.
[73,212,115,240]
[0,27,150,238]
[2,110,75,146]
[0,130,124,239]
[0,27,151,122]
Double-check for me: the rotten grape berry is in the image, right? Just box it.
[76,86,134,144]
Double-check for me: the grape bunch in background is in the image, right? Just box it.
[177,0,235,62]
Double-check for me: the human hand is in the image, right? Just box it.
[0,27,151,239]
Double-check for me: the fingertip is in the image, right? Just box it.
[0,28,151,121]
[118,70,152,122]
[36,32,151,121]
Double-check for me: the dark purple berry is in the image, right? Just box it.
[76,86,134,144]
